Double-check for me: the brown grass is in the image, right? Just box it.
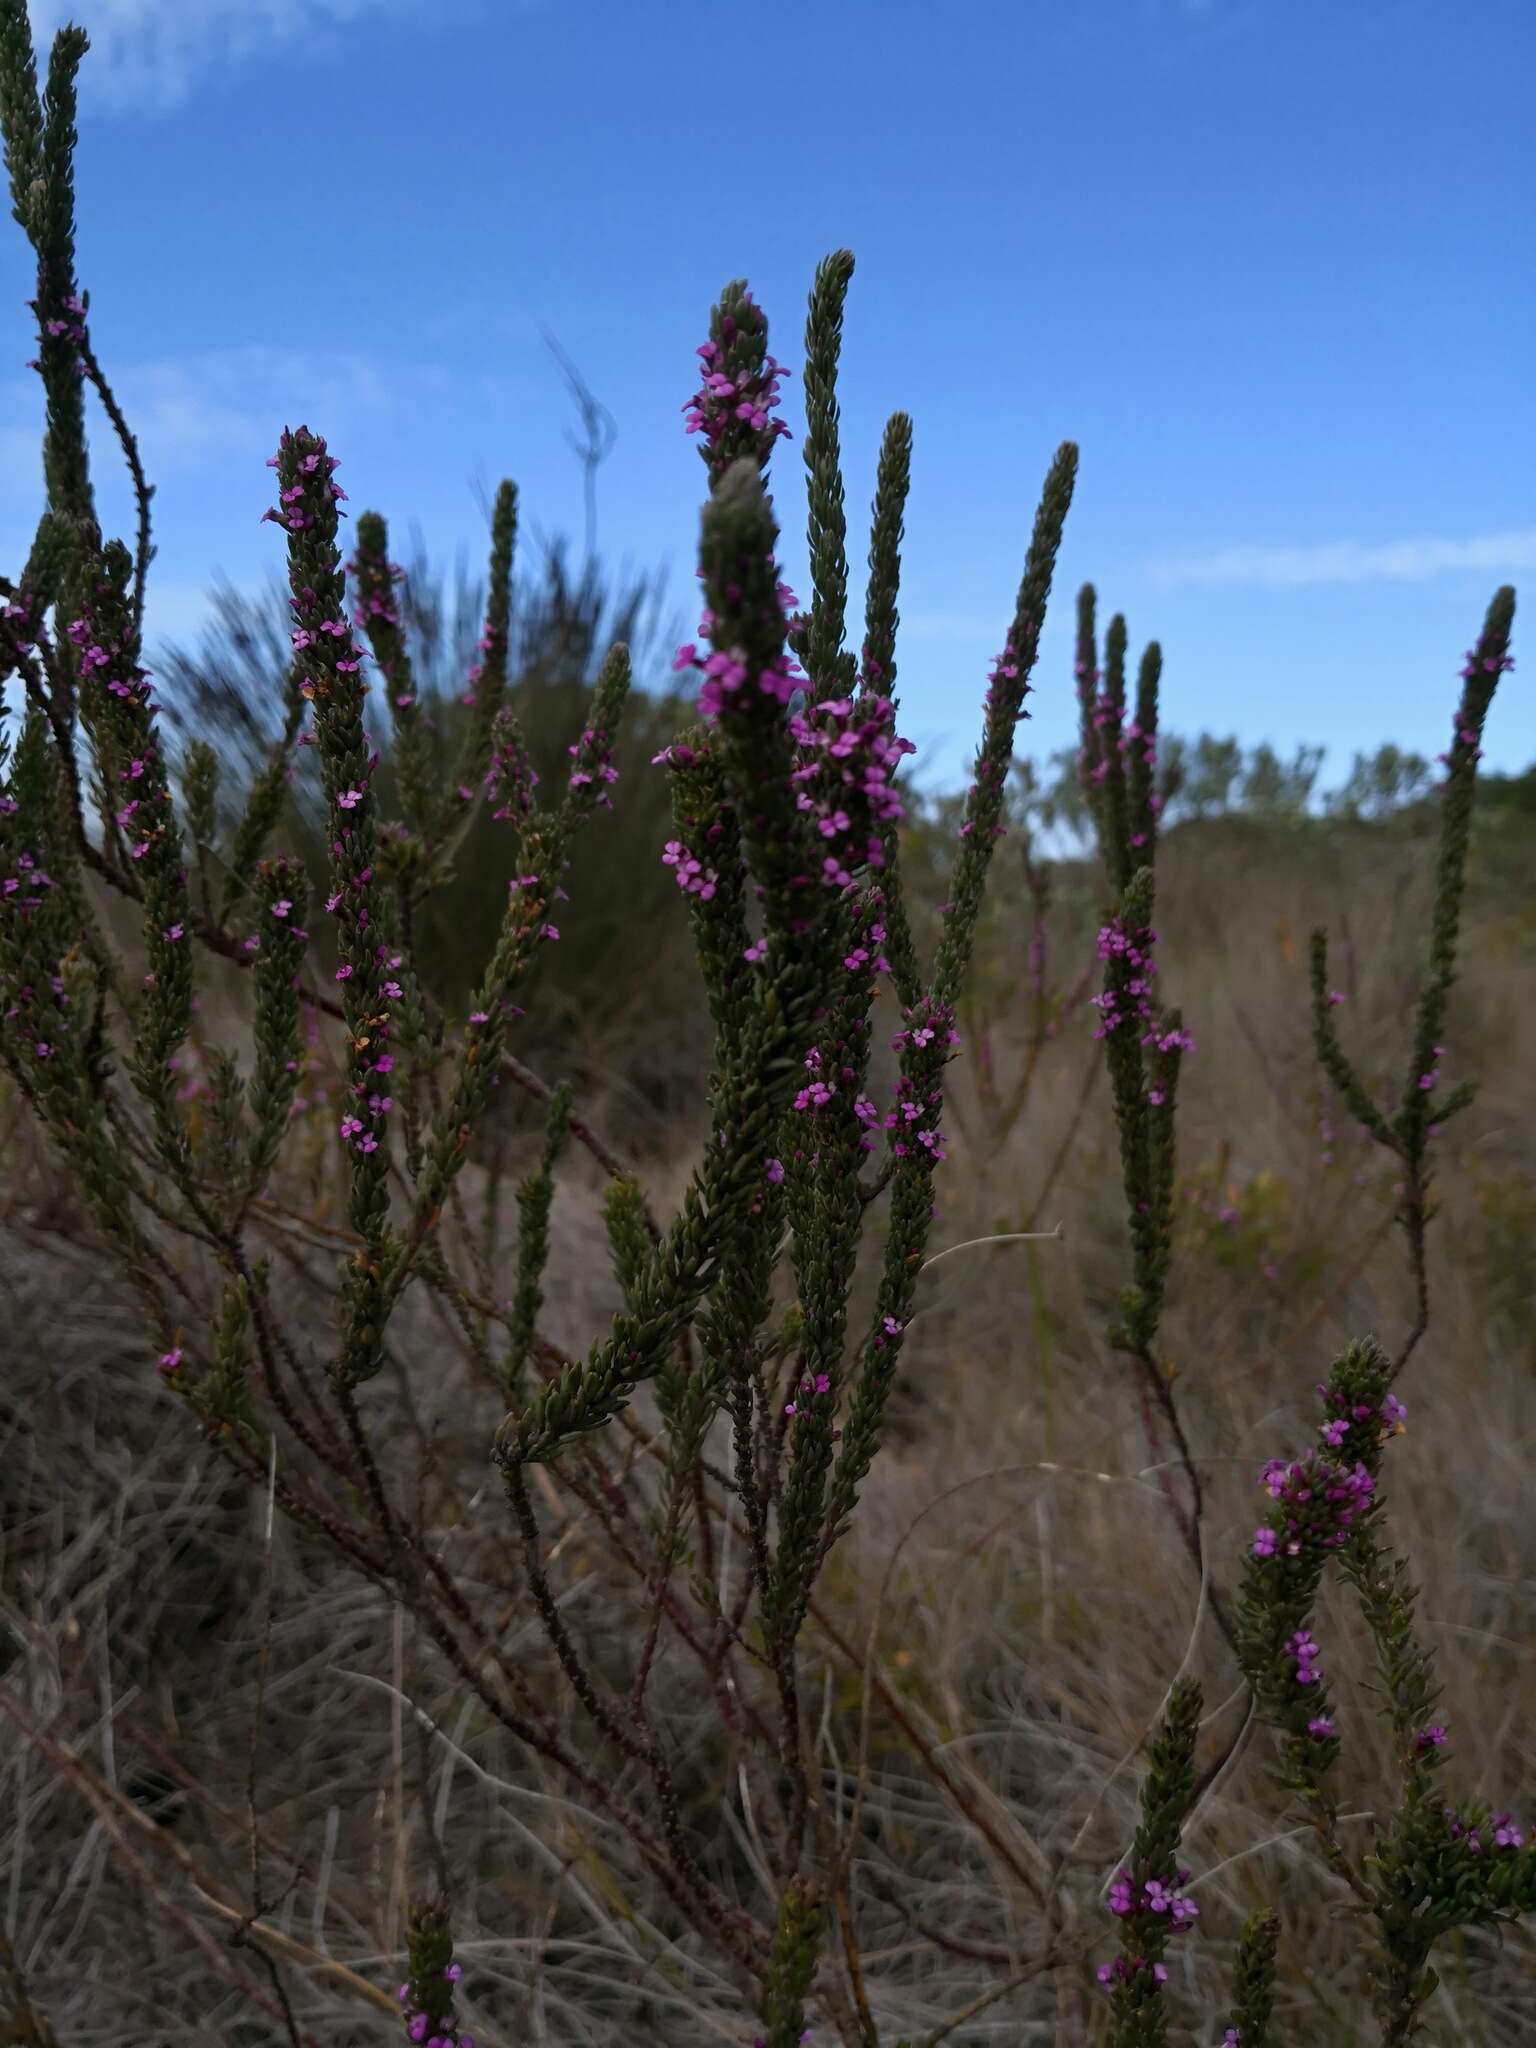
[2,801,1533,2046]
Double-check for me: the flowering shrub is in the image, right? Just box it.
[1062,535,1523,2047]
[0,8,1526,2047]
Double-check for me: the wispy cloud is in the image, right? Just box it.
[22,0,543,117]
[0,340,540,587]
[0,342,530,499]
[1144,529,1536,590]
[1138,0,1264,63]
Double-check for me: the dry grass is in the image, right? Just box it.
[2,805,1533,2047]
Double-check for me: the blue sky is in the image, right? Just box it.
[5,0,1532,803]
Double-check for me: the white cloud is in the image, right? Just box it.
[1144,529,1536,590]
[0,342,511,600]
[23,0,543,117]
[0,342,514,494]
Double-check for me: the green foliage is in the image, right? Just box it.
[0,9,1529,2044]
[1220,1908,1281,2048]
[0,19,1087,2024]
[1074,551,1521,2040]
[504,1078,572,1401]
[1103,1677,1204,2048]
[760,1874,823,2048]
[401,1897,467,2045]
[1324,741,1433,821]
[1174,1157,1323,1289]
[150,507,704,1109]
[1464,1160,1536,1340]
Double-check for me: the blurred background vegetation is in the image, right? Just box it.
[141,487,1536,1163]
